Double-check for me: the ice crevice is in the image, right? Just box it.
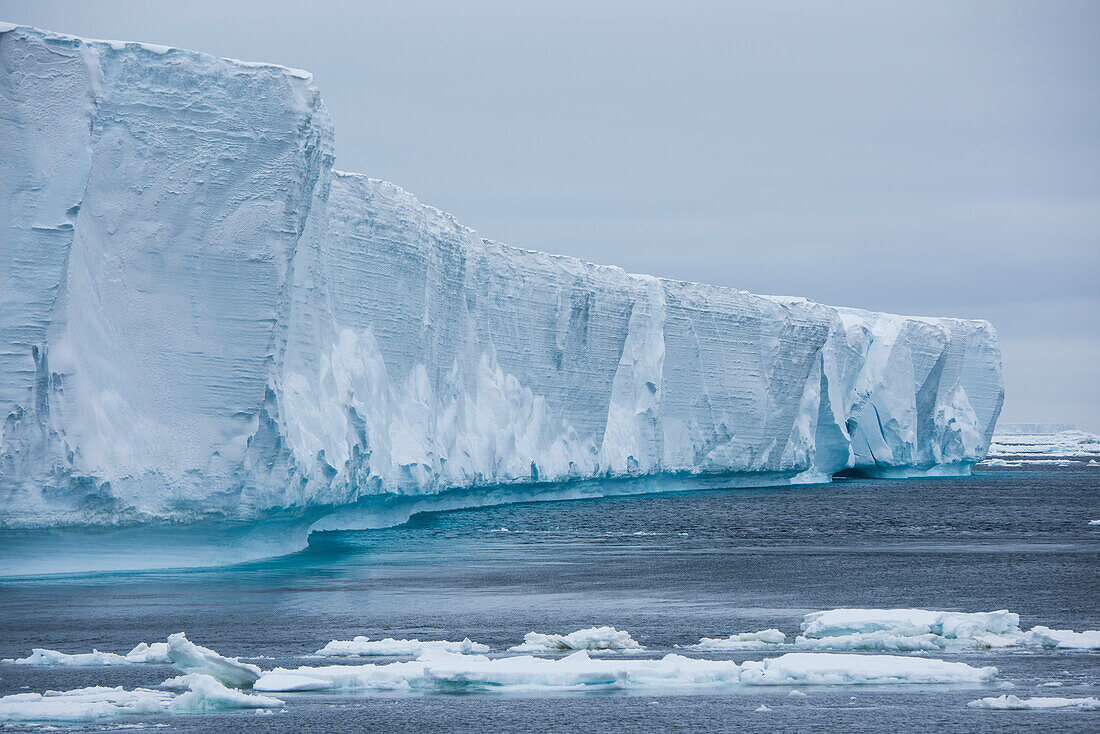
[0,24,1004,571]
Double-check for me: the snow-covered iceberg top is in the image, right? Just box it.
[507,627,644,653]
[0,23,1003,558]
[315,636,489,657]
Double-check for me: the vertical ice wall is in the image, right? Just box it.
[0,24,1003,529]
[0,25,333,523]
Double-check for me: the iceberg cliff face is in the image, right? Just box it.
[0,24,1003,529]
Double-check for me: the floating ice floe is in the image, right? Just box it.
[968,694,1100,711]
[0,676,281,723]
[1019,627,1100,650]
[164,674,283,712]
[687,609,1100,652]
[798,609,1100,651]
[688,630,788,651]
[167,633,261,687]
[738,653,996,686]
[0,686,169,722]
[508,627,644,653]
[253,650,997,693]
[315,636,489,657]
[4,642,172,666]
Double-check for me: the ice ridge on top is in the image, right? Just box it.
[0,23,1004,530]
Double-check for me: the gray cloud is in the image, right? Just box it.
[3,0,1097,429]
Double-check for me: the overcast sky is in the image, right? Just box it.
[4,1,1097,430]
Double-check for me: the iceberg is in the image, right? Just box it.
[253,649,997,693]
[166,633,261,688]
[315,636,489,657]
[0,24,1004,568]
[967,695,1100,711]
[507,627,644,653]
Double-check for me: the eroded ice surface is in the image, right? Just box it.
[315,636,489,657]
[507,627,644,653]
[0,24,1004,558]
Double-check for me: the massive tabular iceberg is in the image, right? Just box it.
[0,25,1003,538]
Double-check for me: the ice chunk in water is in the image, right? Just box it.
[968,695,1100,710]
[167,674,283,712]
[0,686,170,722]
[254,649,998,693]
[315,636,489,657]
[507,627,643,653]
[167,633,261,687]
[4,642,172,666]
[738,653,997,686]
[688,629,788,651]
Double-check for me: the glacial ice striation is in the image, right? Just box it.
[0,25,1003,565]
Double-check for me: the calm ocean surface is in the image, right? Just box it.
[1,469,1097,732]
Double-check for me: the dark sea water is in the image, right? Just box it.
[1,468,1097,732]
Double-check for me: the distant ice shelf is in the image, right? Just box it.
[0,24,1003,571]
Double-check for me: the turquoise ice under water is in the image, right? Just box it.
[0,468,1097,732]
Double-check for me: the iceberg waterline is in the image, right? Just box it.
[0,24,1004,569]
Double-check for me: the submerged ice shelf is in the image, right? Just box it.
[0,24,1003,569]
